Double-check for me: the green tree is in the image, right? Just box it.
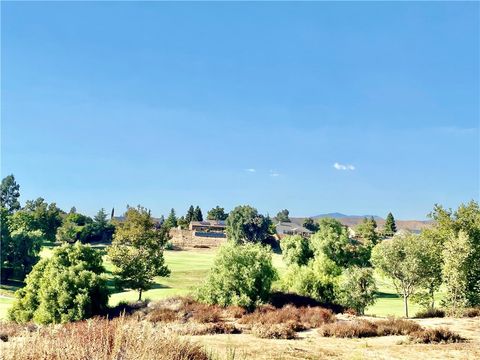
[276,209,290,222]
[310,218,352,268]
[193,206,203,221]
[1,175,21,213]
[281,254,341,304]
[186,205,195,223]
[371,234,436,317]
[207,206,228,221]
[164,208,178,229]
[56,220,82,243]
[1,210,43,281]
[9,242,109,324]
[383,212,397,237]
[197,242,278,309]
[338,267,377,315]
[353,217,379,266]
[23,198,63,241]
[177,215,189,229]
[108,206,170,301]
[442,231,471,315]
[226,205,271,244]
[280,235,313,266]
[303,218,319,233]
[427,200,480,306]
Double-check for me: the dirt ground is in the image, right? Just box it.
[188,317,480,360]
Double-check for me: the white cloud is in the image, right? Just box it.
[333,162,355,171]
[245,168,256,173]
[269,170,280,177]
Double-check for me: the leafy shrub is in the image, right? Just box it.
[197,242,278,309]
[338,267,377,315]
[408,328,465,344]
[8,242,109,324]
[281,255,341,304]
[164,241,175,250]
[251,323,297,339]
[280,235,313,266]
[414,308,446,318]
[5,316,210,360]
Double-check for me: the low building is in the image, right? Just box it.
[275,222,312,238]
[189,220,227,238]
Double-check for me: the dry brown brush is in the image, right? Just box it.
[408,328,465,344]
[319,318,422,338]
[4,316,209,360]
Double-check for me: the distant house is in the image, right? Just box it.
[189,220,227,238]
[275,222,312,238]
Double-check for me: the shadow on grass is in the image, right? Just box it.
[0,279,24,293]
[376,291,400,299]
[107,282,172,295]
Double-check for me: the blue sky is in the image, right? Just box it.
[1,2,479,220]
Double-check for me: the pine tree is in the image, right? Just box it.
[186,205,195,223]
[0,174,21,213]
[164,208,178,229]
[383,212,397,236]
[193,206,203,221]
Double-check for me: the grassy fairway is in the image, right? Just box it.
[0,245,430,319]
[107,248,217,305]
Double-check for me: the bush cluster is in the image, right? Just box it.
[408,328,465,344]
[318,318,422,338]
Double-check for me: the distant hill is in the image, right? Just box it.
[312,213,382,220]
[290,214,432,233]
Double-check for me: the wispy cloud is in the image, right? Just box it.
[269,170,280,177]
[333,162,355,171]
[245,168,256,173]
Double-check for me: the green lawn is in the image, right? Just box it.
[0,244,432,319]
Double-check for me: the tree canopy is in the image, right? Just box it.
[1,174,21,213]
[226,205,272,244]
[276,209,290,222]
[207,206,228,221]
[108,206,170,300]
[383,212,397,237]
[197,242,277,309]
[9,242,109,324]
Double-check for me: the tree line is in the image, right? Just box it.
[2,173,479,324]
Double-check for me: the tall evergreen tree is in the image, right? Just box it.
[383,212,397,236]
[193,206,203,221]
[1,175,21,214]
[186,205,195,223]
[164,208,178,229]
